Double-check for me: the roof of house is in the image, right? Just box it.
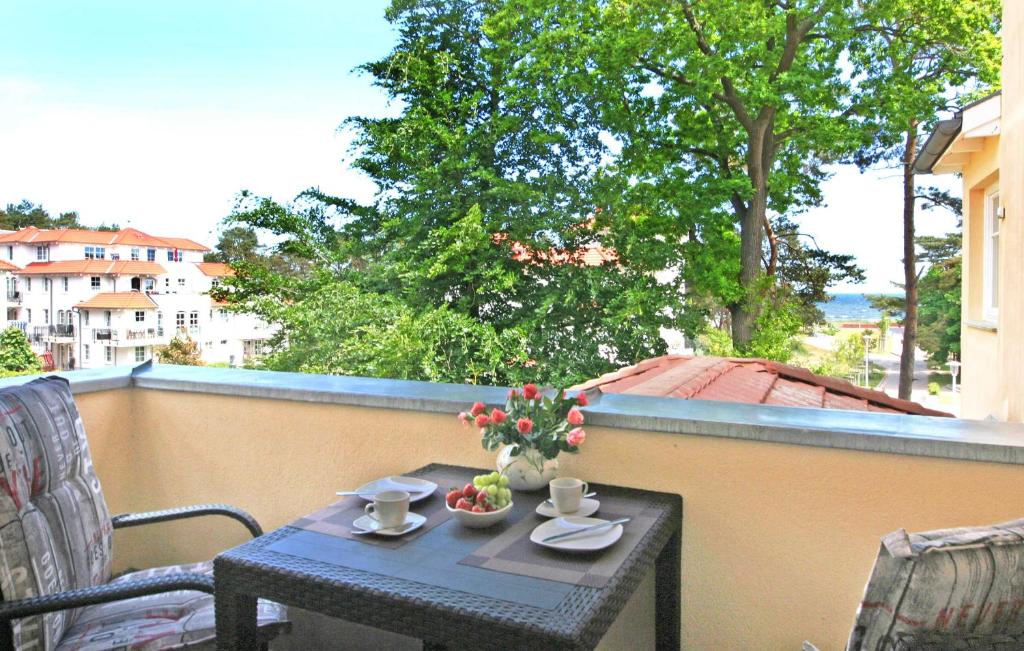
[75,292,157,310]
[195,262,234,277]
[572,354,952,417]
[0,260,19,272]
[914,90,1002,175]
[17,260,167,276]
[0,226,210,251]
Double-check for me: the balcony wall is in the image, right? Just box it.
[32,365,1024,650]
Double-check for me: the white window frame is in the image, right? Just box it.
[135,310,145,322]
[83,344,90,361]
[104,310,111,326]
[131,248,140,261]
[83,311,89,326]
[90,276,101,290]
[983,186,1001,322]
[105,346,112,363]
[25,278,31,291]
[43,309,49,325]
[134,346,146,362]
[62,277,69,292]
[36,245,48,261]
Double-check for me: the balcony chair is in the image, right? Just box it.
[0,377,290,650]
[804,517,1024,651]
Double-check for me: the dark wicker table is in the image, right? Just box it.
[214,463,683,650]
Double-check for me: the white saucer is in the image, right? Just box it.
[352,512,426,536]
[535,497,600,519]
[356,476,438,503]
[530,516,623,552]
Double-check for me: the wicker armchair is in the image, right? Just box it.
[0,377,289,650]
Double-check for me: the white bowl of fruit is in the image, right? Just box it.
[445,472,514,528]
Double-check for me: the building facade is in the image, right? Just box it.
[0,226,273,369]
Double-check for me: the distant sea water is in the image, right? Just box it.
[816,293,898,323]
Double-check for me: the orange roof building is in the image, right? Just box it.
[0,226,209,251]
[18,261,166,275]
[0,260,19,272]
[75,292,158,310]
[195,262,234,277]
[573,355,951,417]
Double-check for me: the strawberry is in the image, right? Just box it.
[462,483,477,499]
[446,488,462,509]
[471,505,486,513]
[475,490,489,505]
[455,497,473,511]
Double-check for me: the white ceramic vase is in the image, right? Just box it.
[496,445,559,491]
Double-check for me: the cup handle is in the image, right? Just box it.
[580,481,589,497]
[364,503,379,521]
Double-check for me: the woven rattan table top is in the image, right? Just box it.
[214,463,682,650]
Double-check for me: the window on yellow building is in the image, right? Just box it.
[984,187,1001,321]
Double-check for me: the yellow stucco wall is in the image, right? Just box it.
[998,1,1024,421]
[959,134,1000,418]
[79,388,1024,650]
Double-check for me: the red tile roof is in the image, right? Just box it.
[573,355,952,417]
[75,292,157,310]
[0,260,19,272]
[195,262,234,277]
[0,226,209,251]
[17,260,166,275]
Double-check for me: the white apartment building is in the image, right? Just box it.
[0,226,274,370]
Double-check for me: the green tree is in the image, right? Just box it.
[205,226,261,264]
[849,0,1000,398]
[916,233,961,365]
[0,327,42,373]
[156,335,204,366]
[491,0,869,350]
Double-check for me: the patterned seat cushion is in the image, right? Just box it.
[56,561,289,651]
[0,377,113,650]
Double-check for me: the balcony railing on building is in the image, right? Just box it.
[6,290,21,304]
[34,324,75,343]
[93,326,165,344]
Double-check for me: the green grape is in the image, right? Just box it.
[473,475,485,486]
[498,475,510,487]
[486,485,498,496]
[488,471,501,483]
[500,488,512,501]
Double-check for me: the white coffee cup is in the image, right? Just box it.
[364,490,410,528]
[549,477,589,513]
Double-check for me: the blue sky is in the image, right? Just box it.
[0,1,958,293]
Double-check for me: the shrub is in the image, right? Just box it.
[928,382,940,396]
[0,327,41,373]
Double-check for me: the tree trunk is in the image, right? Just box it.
[730,123,771,349]
[899,125,918,400]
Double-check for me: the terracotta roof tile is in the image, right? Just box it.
[17,261,166,275]
[75,292,157,310]
[195,262,234,277]
[0,260,19,272]
[0,226,209,251]
[572,355,952,417]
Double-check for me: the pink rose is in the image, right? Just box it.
[470,401,486,416]
[517,418,533,435]
[490,408,508,424]
[567,427,586,446]
[507,388,520,399]
[457,412,471,427]
[567,407,584,426]
[523,383,539,400]
[475,414,490,428]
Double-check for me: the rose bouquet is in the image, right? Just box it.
[459,383,588,461]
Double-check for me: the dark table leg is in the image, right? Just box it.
[654,528,682,650]
[215,584,261,651]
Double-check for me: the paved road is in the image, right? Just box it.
[871,350,929,395]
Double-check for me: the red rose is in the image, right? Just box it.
[567,427,586,446]
[575,392,589,406]
[523,383,539,400]
[567,407,584,426]
[490,408,508,424]
[470,401,486,416]
[517,418,533,434]
[475,414,490,428]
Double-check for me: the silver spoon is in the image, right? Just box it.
[543,492,597,508]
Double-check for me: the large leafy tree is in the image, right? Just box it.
[849,0,1000,398]
[0,200,119,231]
[490,0,869,350]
